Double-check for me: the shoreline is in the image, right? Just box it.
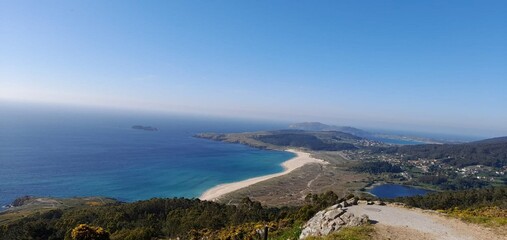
[199,149,327,201]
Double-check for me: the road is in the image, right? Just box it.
[346,204,506,240]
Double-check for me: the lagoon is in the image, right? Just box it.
[369,184,430,198]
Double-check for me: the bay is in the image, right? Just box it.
[0,103,294,206]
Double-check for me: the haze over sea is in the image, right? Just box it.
[0,103,294,207]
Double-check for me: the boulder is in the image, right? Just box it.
[347,214,369,227]
[324,208,345,219]
[299,205,369,239]
[346,198,358,206]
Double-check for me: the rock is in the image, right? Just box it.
[314,210,326,218]
[374,200,385,205]
[339,212,354,221]
[12,196,32,207]
[346,198,358,206]
[367,201,374,205]
[339,201,348,208]
[324,208,345,220]
[357,200,368,205]
[321,223,334,235]
[327,204,340,210]
[334,216,346,225]
[299,206,370,239]
[347,214,369,227]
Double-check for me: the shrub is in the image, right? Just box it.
[71,224,110,240]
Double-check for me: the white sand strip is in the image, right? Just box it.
[199,149,327,201]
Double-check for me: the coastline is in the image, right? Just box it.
[199,149,327,201]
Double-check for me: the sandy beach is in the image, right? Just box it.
[199,149,327,201]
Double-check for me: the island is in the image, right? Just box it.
[131,125,158,131]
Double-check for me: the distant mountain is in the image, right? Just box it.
[289,122,458,144]
[372,136,507,168]
[288,122,371,137]
[288,122,334,131]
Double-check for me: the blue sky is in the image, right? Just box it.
[1,1,506,136]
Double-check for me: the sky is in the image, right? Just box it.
[1,1,506,136]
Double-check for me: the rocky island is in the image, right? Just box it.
[131,125,158,131]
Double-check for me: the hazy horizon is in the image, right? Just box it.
[1,1,506,136]
[0,100,500,140]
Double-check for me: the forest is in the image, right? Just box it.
[350,161,402,174]
[392,186,507,210]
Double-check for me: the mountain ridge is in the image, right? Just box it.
[288,122,370,137]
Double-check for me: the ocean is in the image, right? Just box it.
[0,103,294,207]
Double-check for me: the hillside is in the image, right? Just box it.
[370,136,507,167]
[195,130,381,151]
[288,122,450,144]
[0,192,346,240]
[2,188,505,240]
[255,131,359,151]
[0,196,118,225]
[472,136,507,145]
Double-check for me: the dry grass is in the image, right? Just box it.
[305,225,375,240]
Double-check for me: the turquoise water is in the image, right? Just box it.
[0,103,294,206]
[369,184,430,198]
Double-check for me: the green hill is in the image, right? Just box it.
[196,130,365,151]
[370,136,507,167]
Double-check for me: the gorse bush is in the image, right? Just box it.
[442,206,507,227]
[71,224,110,240]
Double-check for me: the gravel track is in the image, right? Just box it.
[346,204,506,240]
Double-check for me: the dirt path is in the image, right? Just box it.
[346,204,506,240]
[336,151,350,161]
[297,164,324,200]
